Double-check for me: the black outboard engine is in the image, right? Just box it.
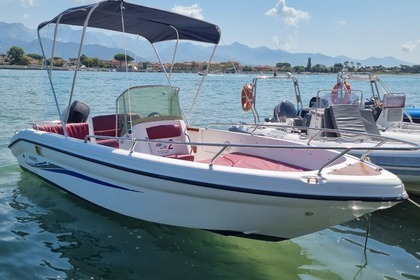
[62,100,90,123]
[271,101,297,122]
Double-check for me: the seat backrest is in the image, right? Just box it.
[376,93,405,127]
[382,93,405,108]
[324,105,367,137]
[127,120,191,156]
[92,114,117,137]
[36,123,90,140]
[359,109,380,135]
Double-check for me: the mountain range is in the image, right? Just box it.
[0,22,411,67]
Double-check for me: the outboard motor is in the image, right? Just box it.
[272,101,297,122]
[62,100,90,123]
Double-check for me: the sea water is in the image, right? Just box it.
[0,69,419,279]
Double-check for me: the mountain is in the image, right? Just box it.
[0,22,36,41]
[0,21,412,67]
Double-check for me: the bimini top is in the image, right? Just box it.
[37,0,221,44]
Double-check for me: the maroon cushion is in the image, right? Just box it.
[92,115,116,133]
[37,123,89,140]
[146,124,182,140]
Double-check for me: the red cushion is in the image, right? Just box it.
[92,115,117,135]
[146,124,182,140]
[37,123,89,140]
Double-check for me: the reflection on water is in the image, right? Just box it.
[2,171,419,279]
[297,196,420,280]
[2,172,328,279]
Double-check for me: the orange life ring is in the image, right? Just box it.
[241,83,254,112]
[331,82,351,104]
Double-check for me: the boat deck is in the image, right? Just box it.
[199,152,308,172]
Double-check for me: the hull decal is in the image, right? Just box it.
[24,155,141,193]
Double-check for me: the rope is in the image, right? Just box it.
[408,197,420,208]
[363,215,370,254]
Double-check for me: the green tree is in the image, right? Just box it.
[53,58,64,67]
[114,53,134,67]
[332,63,344,73]
[27,53,43,60]
[81,57,100,68]
[6,46,29,65]
[275,62,292,72]
[293,65,305,73]
[306,57,312,71]
[242,65,253,72]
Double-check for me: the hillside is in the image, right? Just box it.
[0,21,412,67]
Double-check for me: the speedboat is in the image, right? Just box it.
[347,73,420,193]
[349,73,420,128]
[404,107,420,123]
[8,1,409,240]
[230,73,420,195]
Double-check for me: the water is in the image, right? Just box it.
[1,69,419,279]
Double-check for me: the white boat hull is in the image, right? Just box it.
[9,129,406,240]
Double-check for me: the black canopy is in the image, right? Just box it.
[38,0,221,44]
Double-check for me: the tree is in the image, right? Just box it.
[6,46,29,65]
[332,63,344,73]
[343,61,349,69]
[306,57,312,71]
[82,57,100,68]
[293,65,305,73]
[114,53,134,67]
[27,53,43,60]
[275,62,292,73]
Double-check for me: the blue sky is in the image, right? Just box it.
[1,0,419,64]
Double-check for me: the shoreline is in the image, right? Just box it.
[1,64,418,76]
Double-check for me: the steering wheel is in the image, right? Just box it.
[147,112,161,117]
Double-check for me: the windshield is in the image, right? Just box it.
[116,85,182,136]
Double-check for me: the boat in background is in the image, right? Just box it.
[357,74,420,124]
[230,73,420,195]
[8,1,409,241]
[404,107,420,123]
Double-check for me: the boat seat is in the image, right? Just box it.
[359,109,380,135]
[145,123,194,161]
[323,105,368,138]
[35,123,90,140]
[382,93,405,108]
[92,114,117,137]
[120,120,193,160]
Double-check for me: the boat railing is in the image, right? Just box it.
[214,121,419,158]
[85,127,419,177]
[312,89,365,110]
[226,120,417,142]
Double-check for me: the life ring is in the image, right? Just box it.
[331,82,351,104]
[241,83,254,111]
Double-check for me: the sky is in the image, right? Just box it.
[0,0,419,64]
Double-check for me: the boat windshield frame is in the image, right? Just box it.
[116,85,182,136]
